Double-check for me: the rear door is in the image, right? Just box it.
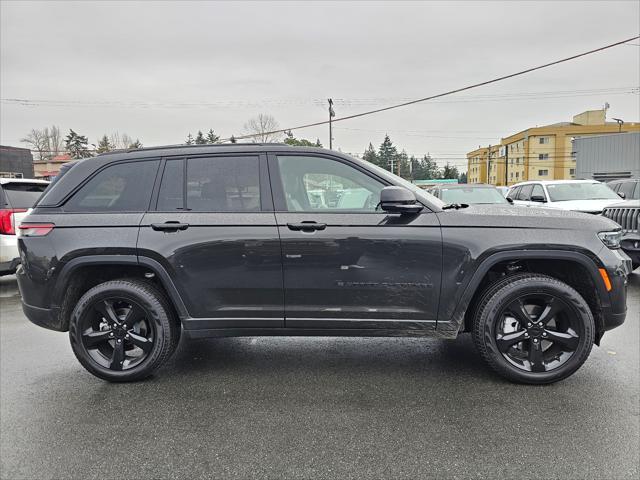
[137,153,284,328]
[268,152,442,330]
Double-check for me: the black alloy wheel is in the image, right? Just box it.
[80,298,155,371]
[495,293,581,373]
[473,273,595,384]
[69,279,177,382]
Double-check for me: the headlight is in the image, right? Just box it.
[598,230,622,249]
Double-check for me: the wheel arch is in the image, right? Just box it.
[53,255,188,331]
[444,249,608,341]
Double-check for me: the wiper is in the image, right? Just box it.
[442,203,469,210]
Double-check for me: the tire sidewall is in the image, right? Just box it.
[69,282,171,382]
[477,277,595,384]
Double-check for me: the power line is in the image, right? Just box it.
[222,35,640,142]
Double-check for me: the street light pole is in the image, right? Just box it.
[328,98,335,149]
[612,118,624,133]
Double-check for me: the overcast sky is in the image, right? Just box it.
[1,0,639,171]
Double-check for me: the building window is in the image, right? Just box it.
[538,169,549,176]
[539,137,550,144]
[538,153,549,160]
[515,172,519,178]
[570,168,576,176]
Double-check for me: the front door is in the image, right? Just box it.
[268,153,442,331]
[138,154,283,329]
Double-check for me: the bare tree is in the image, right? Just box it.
[44,126,63,158]
[243,114,282,143]
[20,129,48,161]
[20,126,65,161]
[109,132,135,149]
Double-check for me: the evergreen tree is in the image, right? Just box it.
[378,135,398,172]
[195,130,206,144]
[229,135,237,144]
[397,150,411,179]
[128,139,143,149]
[95,134,113,154]
[185,133,194,145]
[441,162,460,179]
[283,130,323,147]
[206,129,220,144]
[362,143,379,166]
[64,129,92,159]
[458,172,468,184]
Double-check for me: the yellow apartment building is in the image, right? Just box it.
[467,109,640,186]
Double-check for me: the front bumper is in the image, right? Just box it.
[599,248,630,334]
[620,232,640,267]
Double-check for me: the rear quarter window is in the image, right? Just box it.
[64,160,159,212]
[0,183,48,208]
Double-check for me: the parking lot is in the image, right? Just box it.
[0,272,638,479]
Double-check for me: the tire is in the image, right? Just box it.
[472,274,595,384]
[69,279,178,382]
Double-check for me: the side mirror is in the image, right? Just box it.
[530,195,546,203]
[618,191,626,199]
[506,197,514,204]
[380,186,423,215]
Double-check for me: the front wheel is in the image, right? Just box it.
[472,274,595,384]
[69,279,177,382]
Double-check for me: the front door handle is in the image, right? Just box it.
[151,222,189,232]
[287,221,327,232]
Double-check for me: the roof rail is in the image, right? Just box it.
[97,142,289,156]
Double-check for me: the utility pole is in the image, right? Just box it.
[504,144,509,186]
[487,144,491,184]
[328,98,335,149]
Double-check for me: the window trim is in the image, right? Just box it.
[62,158,161,214]
[151,153,271,213]
[267,152,394,214]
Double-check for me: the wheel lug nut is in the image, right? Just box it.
[542,332,547,337]
[527,323,532,327]
[538,322,543,327]
[533,338,538,343]
[109,332,114,337]
[125,334,129,339]
[116,339,122,343]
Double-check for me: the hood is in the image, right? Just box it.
[603,200,640,209]
[545,198,622,212]
[437,203,621,232]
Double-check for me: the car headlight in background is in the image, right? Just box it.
[598,230,622,249]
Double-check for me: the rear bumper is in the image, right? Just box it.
[21,300,64,332]
[0,234,19,273]
[0,257,20,275]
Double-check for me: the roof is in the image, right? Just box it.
[0,178,50,185]
[433,183,495,189]
[509,179,601,188]
[0,145,31,152]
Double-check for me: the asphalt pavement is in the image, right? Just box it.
[1,272,638,479]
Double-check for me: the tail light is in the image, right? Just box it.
[18,223,55,237]
[0,208,28,235]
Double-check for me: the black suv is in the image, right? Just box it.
[16,145,631,383]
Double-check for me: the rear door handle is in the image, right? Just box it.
[286,221,327,232]
[151,222,189,232]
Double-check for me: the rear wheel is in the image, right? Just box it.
[472,274,595,384]
[69,279,177,382]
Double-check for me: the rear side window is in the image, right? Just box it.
[65,160,159,212]
[0,183,48,208]
[156,159,185,211]
[531,184,546,200]
[184,156,260,212]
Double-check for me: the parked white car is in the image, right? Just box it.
[0,178,50,275]
[507,180,623,214]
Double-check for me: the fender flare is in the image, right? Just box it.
[439,248,606,335]
[53,254,189,318]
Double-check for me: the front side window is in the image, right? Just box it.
[517,184,534,201]
[619,181,638,200]
[65,160,159,212]
[276,155,383,212]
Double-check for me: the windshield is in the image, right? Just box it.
[546,182,619,202]
[1,183,48,208]
[440,187,509,204]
